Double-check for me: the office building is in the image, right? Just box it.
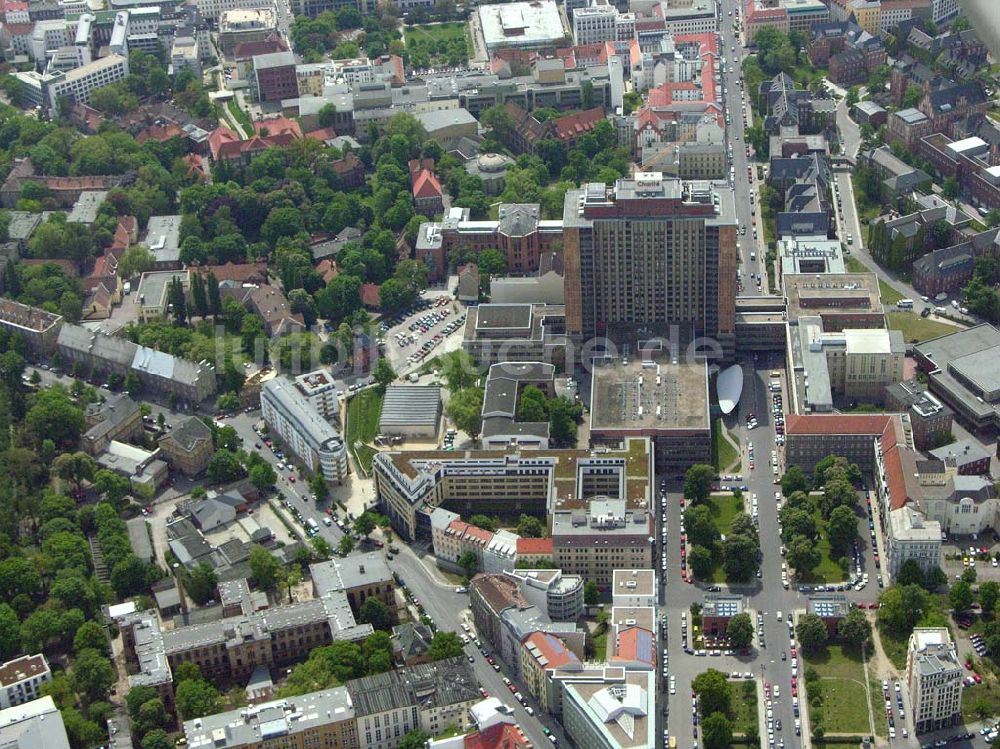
[885,379,953,451]
[611,569,656,608]
[785,413,894,473]
[562,174,737,355]
[347,658,479,749]
[572,2,635,46]
[906,628,963,733]
[481,362,555,450]
[184,689,358,749]
[551,498,653,587]
[373,437,651,541]
[589,354,711,469]
[252,51,297,102]
[913,324,1000,433]
[0,655,51,710]
[0,697,70,749]
[561,668,655,749]
[462,304,567,368]
[194,0,272,21]
[505,567,585,622]
[477,1,567,53]
[261,376,349,482]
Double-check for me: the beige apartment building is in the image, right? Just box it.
[372,438,652,541]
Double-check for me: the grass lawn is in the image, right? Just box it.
[846,256,869,273]
[707,493,744,535]
[878,279,904,305]
[403,22,469,68]
[877,599,951,670]
[729,680,759,737]
[804,644,874,735]
[713,418,740,472]
[346,389,383,475]
[796,510,849,583]
[887,311,959,343]
[962,678,1000,722]
[870,674,889,737]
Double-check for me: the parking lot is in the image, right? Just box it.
[378,294,467,373]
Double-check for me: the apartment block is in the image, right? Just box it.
[906,628,963,733]
[562,174,737,354]
[157,416,216,477]
[261,376,349,483]
[572,2,635,46]
[885,379,954,450]
[372,438,651,541]
[292,370,341,422]
[0,697,70,749]
[520,632,581,713]
[0,299,62,355]
[0,655,51,710]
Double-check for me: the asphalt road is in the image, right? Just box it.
[660,351,888,749]
[718,0,767,295]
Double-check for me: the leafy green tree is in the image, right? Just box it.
[310,474,329,501]
[175,678,223,720]
[338,535,355,556]
[446,387,484,440]
[0,604,21,659]
[249,462,277,491]
[398,731,431,749]
[786,535,820,574]
[726,613,754,650]
[249,545,282,591]
[184,562,219,605]
[439,350,479,392]
[950,580,974,612]
[549,396,581,447]
[684,464,715,504]
[468,515,497,531]
[903,85,923,109]
[781,466,810,496]
[26,386,85,448]
[71,648,114,701]
[685,505,720,548]
[206,449,245,483]
[896,559,925,587]
[457,550,478,579]
[722,534,758,582]
[826,505,857,555]
[517,514,544,538]
[877,584,927,635]
[980,581,1000,617]
[688,544,714,580]
[359,598,391,630]
[837,607,872,646]
[427,631,464,661]
[141,729,173,749]
[517,385,549,422]
[795,613,828,654]
[73,620,108,656]
[692,669,731,716]
[373,358,396,391]
[125,685,158,720]
[702,712,733,749]
[584,580,600,606]
[962,567,978,584]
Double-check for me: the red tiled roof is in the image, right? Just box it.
[136,123,183,144]
[523,631,579,671]
[4,22,33,35]
[464,723,530,749]
[785,414,891,436]
[612,626,656,665]
[194,261,268,284]
[253,117,302,140]
[446,519,493,546]
[516,537,553,556]
[550,107,606,141]
[411,168,442,200]
[361,283,381,308]
[305,126,337,142]
[315,258,339,284]
[234,35,288,60]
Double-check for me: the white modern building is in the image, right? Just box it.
[292,370,341,423]
[49,54,129,114]
[0,655,51,710]
[931,0,959,22]
[906,628,963,734]
[194,0,272,21]
[478,1,567,53]
[887,506,942,579]
[0,697,70,749]
[261,376,350,483]
[572,3,635,46]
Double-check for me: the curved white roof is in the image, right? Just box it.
[717,364,744,415]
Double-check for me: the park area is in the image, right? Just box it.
[795,510,850,584]
[346,388,383,475]
[403,22,470,69]
[712,418,740,472]
[886,311,960,343]
[803,643,875,737]
[702,493,746,583]
[729,679,759,742]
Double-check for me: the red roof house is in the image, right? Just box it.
[408,158,444,217]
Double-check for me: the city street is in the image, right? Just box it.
[717,0,767,295]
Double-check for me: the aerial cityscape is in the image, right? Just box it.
[0,1,997,749]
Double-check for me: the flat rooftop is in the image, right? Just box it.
[590,356,709,432]
[784,272,883,321]
[478,0,566,50]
